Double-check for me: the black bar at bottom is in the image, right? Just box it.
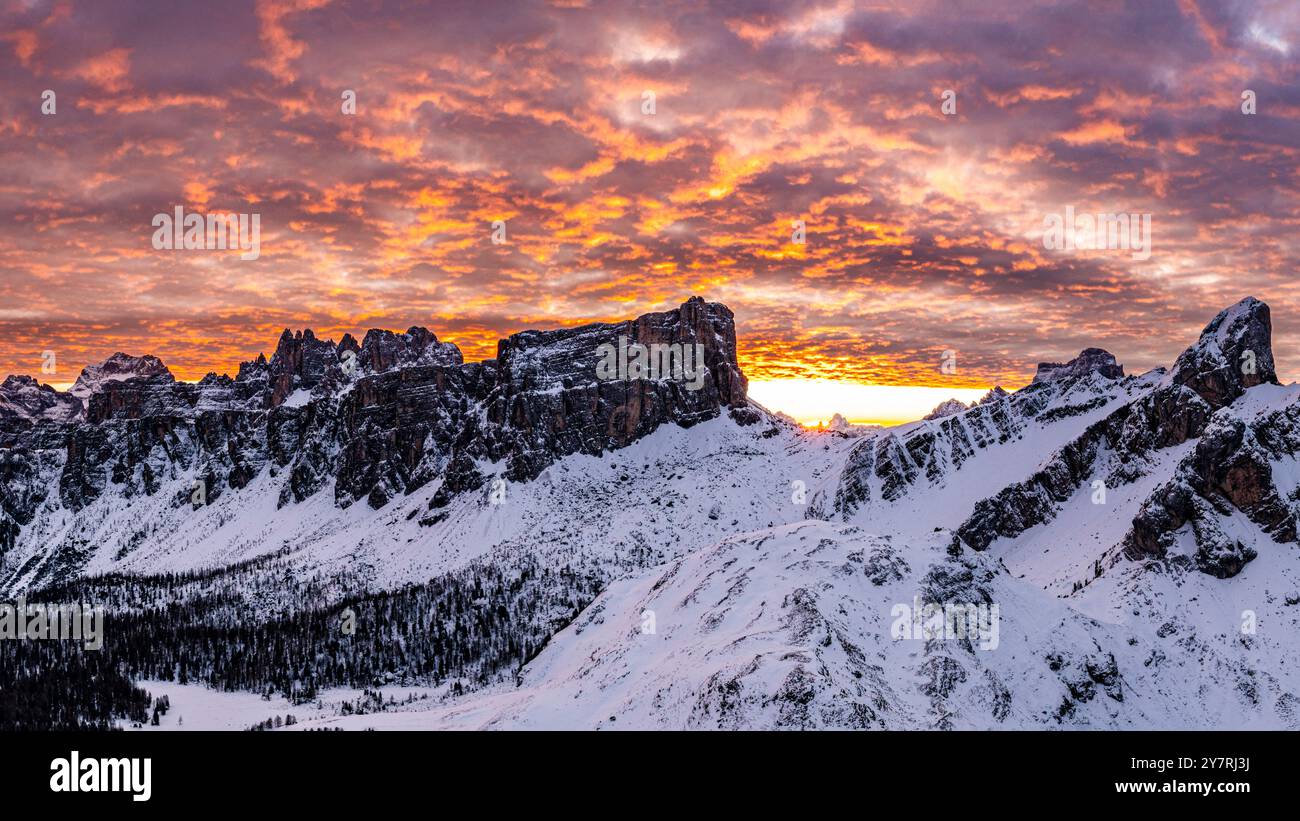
[0,730,1280,808]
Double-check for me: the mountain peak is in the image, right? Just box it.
[1169,296,1277,407]
[0,374,83,423]
[1,374,41,390]
[923,398,970,420]
[69,353,172,399]
[359,326,462,372]
[977,385,1009,404]
[1030,347,1124,385]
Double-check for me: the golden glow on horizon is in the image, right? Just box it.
[46,375,995,427]
[748,378,991,427]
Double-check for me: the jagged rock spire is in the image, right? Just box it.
[1168,296,1277,408]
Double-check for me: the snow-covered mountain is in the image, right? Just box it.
[68,352,172,402]
[0,375,82,424]
[0,353,172,427]
[923,398,970,420]
[3,296,1299,730]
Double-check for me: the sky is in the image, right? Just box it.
[0,0,1297,425]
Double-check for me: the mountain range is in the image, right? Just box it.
[2,296,1299,730]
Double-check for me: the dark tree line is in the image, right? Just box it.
[2,549,604,728]
[0,640,151,730]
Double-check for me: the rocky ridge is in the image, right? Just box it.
[953,297,1291,578]
[830,350,1139,519]
[0,297,751,577]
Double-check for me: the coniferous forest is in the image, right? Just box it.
[0,550,604,730]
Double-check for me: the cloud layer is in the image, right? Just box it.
[1,0,1297,398]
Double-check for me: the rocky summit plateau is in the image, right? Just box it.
[3,295,1300,730]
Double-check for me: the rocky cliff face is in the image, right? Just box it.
[0,297,750,576]
[478,296,749,488]
[1122,400,1300,577]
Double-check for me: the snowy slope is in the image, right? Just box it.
[291,516,1300,730]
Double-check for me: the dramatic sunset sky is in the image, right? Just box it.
[1,0,1297,424]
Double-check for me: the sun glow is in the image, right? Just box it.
[747,378,993,428]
